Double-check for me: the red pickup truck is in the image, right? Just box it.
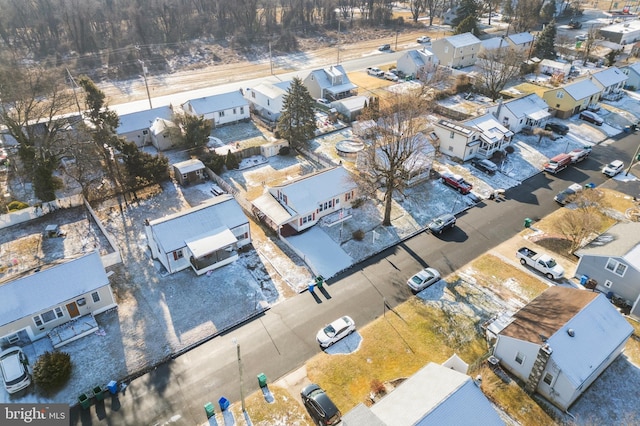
[441,172,473,194]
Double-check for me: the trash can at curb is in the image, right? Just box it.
[257,373,268,388]
[93,385,105,401]
[204,402,215,418]
[524,218,533,228]
[218,397,230,411]
[78,393,91,409]
[580,275,589,285]
[107,380,118,395]
[315,275,324,288]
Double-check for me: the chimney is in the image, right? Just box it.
[493,97,503,119]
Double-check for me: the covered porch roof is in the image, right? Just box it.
[185,227,237,258]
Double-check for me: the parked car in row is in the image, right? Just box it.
[384,71,399,82]
[545,122,569,135]
[407,267,441,292]
[417,36,431,43]
[602,160,624,177]
[471,158,498,175]
[428,213,456,234]
[554,183,583,205]
[516,247,565,280]
[0,347,31,394]
[366,67,384,77]
[316,316,355,348]
[301,384,342,426]
[568,146,592,163]
[579,110,604,126]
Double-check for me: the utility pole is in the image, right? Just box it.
[269,40,273,75]
[66,68,83,117]
[337,20,341,65]
[233,338,246,414]
[625,141,640,176]
[139,59,153,109]
[395,30,399,50]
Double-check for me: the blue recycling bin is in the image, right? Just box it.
[580,275,589,285]
[107,380,118,395]
[218,397,230,411]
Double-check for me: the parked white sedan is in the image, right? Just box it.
[316,316,356,348]
[407,267,441,292]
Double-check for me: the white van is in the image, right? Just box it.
[0,347,31,394]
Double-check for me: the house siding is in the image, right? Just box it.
[575,255,640,304]
[493,335,541,382]
[432,125,476,160]
[621,66,640,89]
[431,38,479,69]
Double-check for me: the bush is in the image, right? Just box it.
[33,351,72,394]
[505,145,515,154]
[7,201,29,211]
[279,146,290,155]
[353,229,365,240]
[351,198,366,208]
[370,379,386,396]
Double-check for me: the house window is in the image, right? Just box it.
[219,111,225,118]
[335,198,339,205]
[92,291,100,303]
[267,99,270,106]
[33,316,43,327]
[448,145,453,151]
[605,258,627,277]
[55,307,64,318]
[515,352,525,365]
[240,107,244,114]
[41,310,56,323]
[345,191,352,201]
[233,108,237,114]
[319,203,324,212]
[173,250,184,261]
[543,372,554,385]
[143,130,148,135]
[604,280,613,288]
[251,92,256,98]
[450,131,455,139]
[556,92,564,99]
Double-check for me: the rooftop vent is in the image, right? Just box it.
[567,328,575,337]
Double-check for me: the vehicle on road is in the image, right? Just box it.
[428,213,457,234]
[554,183,583,205]
[471,158,498,175]
[384,71,399,81]
[543,153,572,174]
[378,44,391,51]
[544,122,569,135]
[575,33,588,41]
[602,160,624,177]
[316,316,355,348]
[568,20,583,29]
[441,172,473,194]
[366,67,384,77]
[417,36,431,43]
[0,347,31,394]
[579,110,603,126]
[407,267,441,292]
[568,146,592,163]
[301,384,342,426]
[516,247,565,280]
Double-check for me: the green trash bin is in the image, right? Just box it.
[524,218,533,228]
[204,402,215,419]
[93,385,105,401]
[257,372,268,388]
[78,393,91,409]
[315,275,324,288]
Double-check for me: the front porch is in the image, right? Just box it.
[48,314,99,349]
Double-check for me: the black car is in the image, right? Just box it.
[544,122,569,135]
[301,384,342,426]
[471,158,498,175]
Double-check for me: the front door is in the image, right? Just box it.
[66,302,80,318]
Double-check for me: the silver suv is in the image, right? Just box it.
[0,347,31,394]
[428,213,456,234]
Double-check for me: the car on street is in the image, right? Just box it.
[568,146,592,163]
[544,122,569,135]
[579,110,604,126]
[417,36,431,43]
[575,33,588,41]
[366,66,384,77]
[441,172,473,194]
[384,71,399,81]
[602,160,624,177]
[428,213,456,234]
[317,98,330,106]
[568,20,583,29]
[0,347,31,394]
[378,44,391,51]
[407,267,441,292]
[471,158,498,175]
[554,183,583,205]
[301,384,342,426]
[316,316,355,348]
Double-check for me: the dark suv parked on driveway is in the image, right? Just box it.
[545,122,569,135]
[471,158,498,175]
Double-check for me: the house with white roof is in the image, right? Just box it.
[303,65,358,101]
[620,62,640,90]
[598,19,640,45]
[331,95,368,122]
[487,94,551,133]
[181,91,250,127]
[172,159,206,186]
[244,80,292,123]
[149,117,178,151]
[430,32,481,69]
[539,59,572,77]
[505,32,535,53]
[490,286,633,411]
[252,166,357,236]
[0,251,117,347]
[541,78,602,118]
[396,48,439,78]
[575,222,640,319]
[588,67,627,98]
[145,195,251,275]
[342,361,505,426]
[116,105,174,147]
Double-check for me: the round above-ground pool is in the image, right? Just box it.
[335,140,364,160]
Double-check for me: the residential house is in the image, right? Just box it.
[149,117,178,151]
[442,6,459,25]
[0,251,117,347]
[539,59,572,77]
[575,222,640,319]
[172,159,206,186]
[331,95,368,122]
[588,67,628,99]
[396,48,439,78]
[479,37,509,54]
[490,286,633,411]
[597,20,640,45]
[487,94,551,133]
[342,361,505,426]
[303,65,357,101]
[252,166,357,236]
[430,32,481,69]
[116,106,173,147]
[244,80,292,123]
[144,195,251,275]
[541,78,602,118]
[181,91,250,127]
[631,41,640,58]
[463,114,513,158]
[505,32,535,53]
[620,62,640,89]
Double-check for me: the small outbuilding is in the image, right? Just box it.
[172,159,206,186]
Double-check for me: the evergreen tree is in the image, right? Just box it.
[179,114,212,148]
[540,1,556,22]
[276,77,318,150]
[533,20,557,60]
[455,17,480,36]
[453,0,480,26]
[225,150,239,170]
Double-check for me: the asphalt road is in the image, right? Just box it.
[68,129,640,425]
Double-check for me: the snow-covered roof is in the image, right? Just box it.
[334,95,368,110]
[250,81,291,99]
[507,32,534,46]
[366,363,505,426]
[499,94,550,120]
[116,106,173,134]
[464,113,514,141]
[481,37,506,50]
[307,65,356,91]
[0,252,108,327]
[563,78,601,101]
[546,292,633,387]
[405,48,436,67]
[599,19,640,33]
[185,227,237,257]
[270,166,357,214]
[589,67,628,87]
[149,117,176,135]
[540,59,572,72]
[445,32,481,48]
[436,119,476,137]
[147,194,248,252]
[172,159,205,174]
[182,91,248,115]
[252,193,293,226]
[576,222,640,267]
[324,82,358,95]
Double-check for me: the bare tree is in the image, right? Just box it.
[581,26,599,66]
[533,127,553,144]
[553,189,608,253]
[475,46,523,101]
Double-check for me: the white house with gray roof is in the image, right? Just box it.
[244,80,292,123]
[182,91,249,127]
[0,251,117,347]
[575,221,640,319]
[621,62,640,90]
[490,286,633,411]
[144,195,251,275]
[396,48,439,79]
[588,66,627,98]
[252,166,357,236]
[303,65,357,101]
[342,362,505,426]
[487,94,551,133]
[505,32,535,52]
[430,32,481,69]
[116,105,174,147]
